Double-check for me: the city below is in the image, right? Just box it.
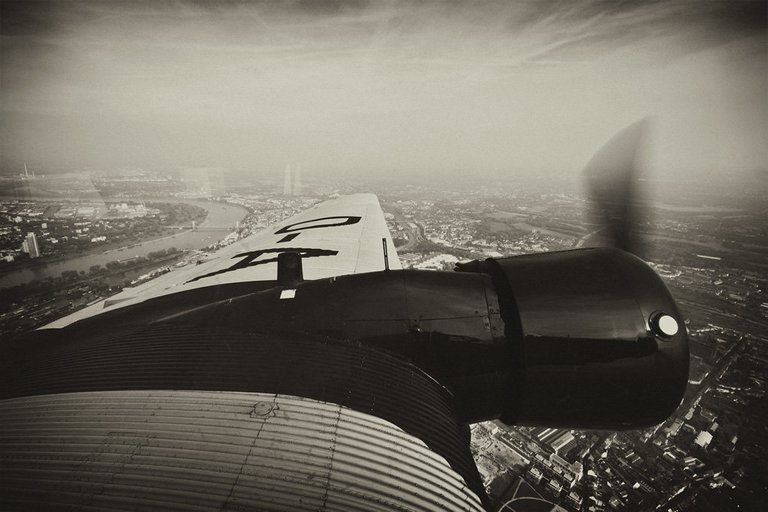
[1,168,766,512]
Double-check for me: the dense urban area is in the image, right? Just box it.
[1,169,766,511]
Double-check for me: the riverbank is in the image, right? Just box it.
[0,249,190,338]
[0,225,194,276]
[0,199,248,289]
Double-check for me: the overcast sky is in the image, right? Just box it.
[1,0,765,181]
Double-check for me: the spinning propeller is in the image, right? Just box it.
[583,118,651,256]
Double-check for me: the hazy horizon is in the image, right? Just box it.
[1,0,766,182]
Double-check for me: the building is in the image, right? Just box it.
[22,232,40,258]
[552,431,576,455]
[283,163,302,196]
[694,431,713,449]
[283,164,292,195]
[293,163,302,196]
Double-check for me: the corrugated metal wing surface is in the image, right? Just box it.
[0,391,485,512]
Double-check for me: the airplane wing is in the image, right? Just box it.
[44,193,401,328]
[1,193,488,511]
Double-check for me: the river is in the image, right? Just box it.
[0,200,248,289]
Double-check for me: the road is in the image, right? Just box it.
[390,209,424,253]
[574,226,606,248]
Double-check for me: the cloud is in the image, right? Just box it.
[1,0,765,178]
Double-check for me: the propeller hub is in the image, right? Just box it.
[651,312,679,339]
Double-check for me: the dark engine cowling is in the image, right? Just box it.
[228,246,690,429]
[460,247,689,429]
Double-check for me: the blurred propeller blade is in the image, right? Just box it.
[583,118,650,255]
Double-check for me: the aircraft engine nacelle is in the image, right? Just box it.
[147,246,690,430]
[20,246,688,432]
[458,247,689,429]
